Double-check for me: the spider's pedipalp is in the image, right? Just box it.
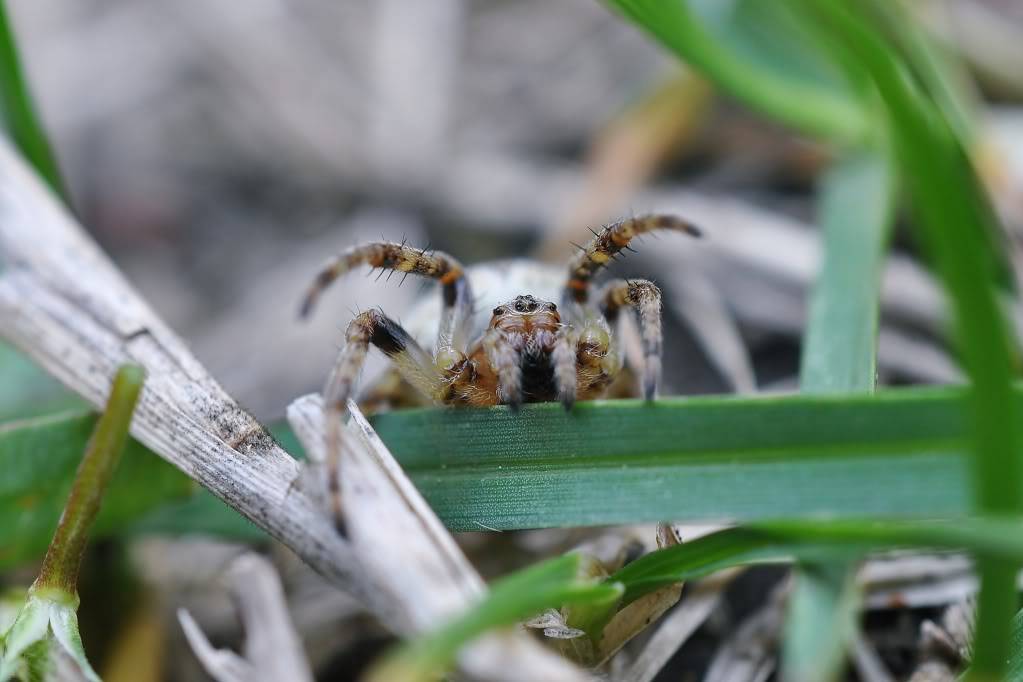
[564,214,700,304]
[321,309,442,533]
[573,315,619,400]
[599,279,663,400]
[299,241,474,354]
[482,328,522,409]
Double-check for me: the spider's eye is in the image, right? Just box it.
[514,301,526,312]
[549,303,557,311]
[493,307,504,316]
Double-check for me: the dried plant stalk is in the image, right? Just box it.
[0,137,586,680]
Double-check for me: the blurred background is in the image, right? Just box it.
[16,0,1023,422]
[6,1,1023,679]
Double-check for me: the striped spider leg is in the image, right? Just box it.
[563,214,701,400]
[300,242,473,533]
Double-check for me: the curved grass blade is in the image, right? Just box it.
[602,0,868,144]
[612,518,1023,607]
[804,2,1022,676]
[0,5,65,199]
[363,553,622,682]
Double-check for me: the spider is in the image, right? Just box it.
[299,214,701,531]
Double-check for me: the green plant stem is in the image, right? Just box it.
[32,365,145,595]
[0,3,66,199]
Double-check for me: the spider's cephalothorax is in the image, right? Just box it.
[300,214,700,531]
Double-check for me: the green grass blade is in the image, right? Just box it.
[612,517,1023,606]
[372,390,984,530]
[859,0,978,146]
[0,410,192,569]
[0,4,65,198]
[1008,610,1023,680]
[0,342,82,421]
[364,553,622,682]
[783,561,861,682]
[7,387,1023,544]
[602,0,868,144]
[800,151,895,393]
[806,2,1022,675]
[787,148,895,681]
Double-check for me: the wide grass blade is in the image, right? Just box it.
[2,387,1019,545]
[0,4,65,199]
[0,410,192,568]
[0,342,82,421]
[372,390,987,530]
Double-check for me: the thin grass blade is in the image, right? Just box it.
[0,5,65,198]
[805,2,1022,675]
[363,553,622,682]
[788,149,896,681]
[602,0,868,143]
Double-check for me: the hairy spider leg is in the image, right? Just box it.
[598,279,663,400]
[299,241,474,358]
[552,326,577,409]
[563,214,700,305]
[322,309,444,534]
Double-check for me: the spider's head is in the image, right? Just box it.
[489,295,561,334]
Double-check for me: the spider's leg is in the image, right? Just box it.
[482,328,522,409]
[552,326,578,410]
[299,241,473,356]
[322,309,442,534]
[598,279,662,400]
[563,214,699,305]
